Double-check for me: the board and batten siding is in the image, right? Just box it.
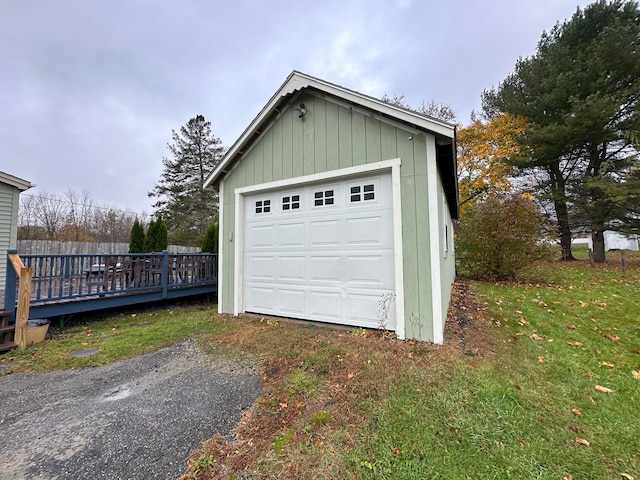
[0,182,21,298]
[220,91,449,341]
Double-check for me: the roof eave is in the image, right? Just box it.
[0,171,35,191]
[203,71,456,190]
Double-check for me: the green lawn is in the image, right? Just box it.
[2,249,638,479]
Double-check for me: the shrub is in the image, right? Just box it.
[128,218,145,253]
[201,222,218,253]
[456,194,551,280]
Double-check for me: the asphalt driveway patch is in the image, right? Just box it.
[0,341,261,480]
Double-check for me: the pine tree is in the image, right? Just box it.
[148,115,225,246]
[143,219,157,253]
[128,218,145,253]
[201,222,218,253]
[482,0,640,262]
[155,217,168,252]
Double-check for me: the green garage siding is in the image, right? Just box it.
[219,91,449,341]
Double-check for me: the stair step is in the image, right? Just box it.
[0,325,15,334]
[0,342,18,353]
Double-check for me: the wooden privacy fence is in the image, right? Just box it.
[17,240,201,255]
[4,250,218,325]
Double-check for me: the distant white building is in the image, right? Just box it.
[582,231,639,251]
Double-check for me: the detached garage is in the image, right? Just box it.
[204,71,458,343]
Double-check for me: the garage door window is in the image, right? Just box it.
[350,184,375,202]
[282,195,300,211]
[255,199,271,213]
[314,189,335,206]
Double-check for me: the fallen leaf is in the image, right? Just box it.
[530,333,545,341]
[519,438,526,446]
[537,356,546,363]
[86,331,93,337]
[600,361,615,368]
[583,371,593,379]
[604,335,620,342]
[279,402,288,409]
[571,408,582,416]
[567,424,581,432]
[538,300,548,308]
[564,475,573,480]
[565,324,577,330]
[513,384,522,390]
[519,317,530,325]
[131,313,137,317]
[567,341,583,347]
[621,473,635,480]
[632,370,640,381]
[575,437,590,447]
[595,385,614,393]
[579,301,588,308]
[296,402,306,410]
[589,396,596,405]
[391,447,400,456]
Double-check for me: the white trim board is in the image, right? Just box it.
[232,158,405,337]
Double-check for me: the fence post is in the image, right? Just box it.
[4,250,18,321]
[161,250,169,299]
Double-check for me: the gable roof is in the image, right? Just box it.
[0,171,34,191]
[204,71,458,217]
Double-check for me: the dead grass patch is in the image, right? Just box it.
[181,281,491,479]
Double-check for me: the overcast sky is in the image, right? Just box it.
[1,0,593,216]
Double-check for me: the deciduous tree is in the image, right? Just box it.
[457,113,529,213]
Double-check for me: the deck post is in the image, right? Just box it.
[161,250,169,299]
[14,267,32,348]
[4,250,18,321]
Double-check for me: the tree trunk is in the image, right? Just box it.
[555,198,576,261]
[591,229,606,263]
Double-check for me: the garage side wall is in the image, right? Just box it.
[220,92,441,341]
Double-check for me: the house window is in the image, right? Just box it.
[350,184,375,202]
[282,195,300,211]
[314,190,334,206]
[255,199,271,214]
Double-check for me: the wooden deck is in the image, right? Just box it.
[3,251,218,320]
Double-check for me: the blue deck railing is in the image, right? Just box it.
[4,250,217,320]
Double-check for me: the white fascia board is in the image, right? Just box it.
[0,171,34,191]
[203,71,455,190]
[300,74,455,138]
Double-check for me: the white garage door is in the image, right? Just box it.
[243,173,395,330]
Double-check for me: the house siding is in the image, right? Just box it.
[220,91,451,341]
[0,182,20,297]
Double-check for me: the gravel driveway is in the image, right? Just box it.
[0,341,262,480]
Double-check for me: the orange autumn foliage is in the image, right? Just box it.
[457,113,529,214]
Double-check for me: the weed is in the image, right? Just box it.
[273,428,296,455]
[192,454,215,477]
[351,327,368,337]
[288,368,321,395]
[310,410,331,427]
[377,292,395,332]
